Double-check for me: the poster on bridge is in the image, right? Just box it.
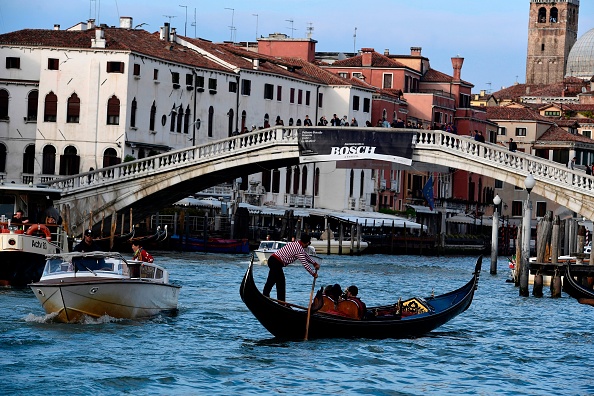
[297,129,415,165]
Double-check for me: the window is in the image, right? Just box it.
[130,98,137,127]
[494,179,503,189]
[170,104,176,132]
[6,57,20,69]
[171,72,180,86]
[498,126,507,136]
[106,61,124,73]
[353,96,360,111]
[515,127,527,137]
[133,63,140,76]
[106,95,120,125]
[42,145,56,175]
[383,74,393,89]
[318,92,323,108]
[176,106,183,133]
[583,130,592,139]
[536,201,547,218]
[298,89,303,105]
[153,69,159,80]
[229,81,237,93]
[149,101,156,131]
[352,72,362,79]
[272,169,280,193]
[22,144,34,174]
[277,86,282,101]
[363,97,370,113]
[241,79,251,95]
[208,78,217,92]
[305,91,310,106]
[0,89,8,120]
[338,72,349,78]
[264,83,274,100]
[196,76,204,89]
[103,148,120,168]
[59,145,80,176]
[208,106,214,138]
[459,93,470,108]
[67,93,80,123]
[186,74,193,86]
[290,88,295,104]
[44,92,57,122]
[48,58,59,70]
[27,90,38,121]
[544,110,560,116]
[184,105,190,134]
[511,201,523,217]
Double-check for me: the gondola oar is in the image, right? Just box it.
[304,269,318,341]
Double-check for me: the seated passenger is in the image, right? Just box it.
[320,284,343,313]
[338,285,367,320]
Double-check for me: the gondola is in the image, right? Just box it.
[93,227,135,251]
[563,264,594,304]
[240,255,481,339]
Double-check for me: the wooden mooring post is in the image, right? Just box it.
[550,215,562,298]
[533,211,552,297]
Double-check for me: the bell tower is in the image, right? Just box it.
[526,0,579,85]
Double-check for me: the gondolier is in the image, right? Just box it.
[263,234,320,301]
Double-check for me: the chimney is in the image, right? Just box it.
[384,49,389,56]
[88,19,95,29]
[120,16,133,29]
[170,27,177,42]
[91,27,106,48]
[451,56,464,82]
[160,22,170,42]
[410,47,422,56]
[53,24,60,31]
[361,48,374,67]
[253,59,260,70]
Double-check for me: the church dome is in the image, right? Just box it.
[566,27,594,80]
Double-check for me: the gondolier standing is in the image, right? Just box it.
[263,233,320,301]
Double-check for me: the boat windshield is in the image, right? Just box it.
[259,241,275,249]
[42,256,127,275]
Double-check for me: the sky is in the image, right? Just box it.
[1,0,593,94]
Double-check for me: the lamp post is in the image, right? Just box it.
[520,173,535,296]
[491,194,501,274]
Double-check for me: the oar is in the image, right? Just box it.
[304,269,318,341]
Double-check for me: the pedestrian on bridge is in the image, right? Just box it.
[508,138,517,152]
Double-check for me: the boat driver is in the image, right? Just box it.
[73,229,102,252]
[263,233,320,302]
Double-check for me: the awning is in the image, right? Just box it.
[174,197,222,208]
[446,214,493,227]
[406,204,435,214]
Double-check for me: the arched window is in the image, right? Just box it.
[67,93,80,123]
[241,110,247,132]
[27,90,38,121]
[264,113,270,128]
[262,169,271,192]
[314,167,320,197]
[59,145,80,176]
[0,89,8,120]
[293,166,300,195]
[42,145,57,175]
[272,169,280,193]
[44,92,57,122]
[130,97,137,127]
[296,119,302,126]
[208,106,214,137]
[23,144,35,174]
[228,108,234,137]
[149,101,156,131]
[184,105,191,134]
[170,104,176,132]
[349,169,354,197]
[285,166,292,194]
[103,147,120,167]
[382,109,387,122]
[300,165,308,195]
[538,7,547,23]
[289,118,294,126]
[106,95,120,125]
[0,143,6,173]
[550,7,558,23]
[176,105,184,133]
[360,170,364,197]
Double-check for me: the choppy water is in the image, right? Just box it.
[1,252,593,395]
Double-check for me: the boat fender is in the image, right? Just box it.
[26,224,52,241]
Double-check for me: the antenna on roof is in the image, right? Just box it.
[286,19,296,38]
[486,82,492,94]
[163,14,177,24]
[353,27,357,55]
[191,8,197,38]
[306,23,314,39]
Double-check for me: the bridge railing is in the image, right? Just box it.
[46,127,300,193]
[415,130,594,194]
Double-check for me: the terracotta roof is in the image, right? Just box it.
[538,125,594,144]
[331,50,407,68]
[486,106,553,123]
[493,78,591,100]
[420,68,473,86]
[0,28,229,72]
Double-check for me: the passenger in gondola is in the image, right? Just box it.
[73,229,102,252]
[131,242,154,263]
[263,233,320,302]
[342,285,367,319]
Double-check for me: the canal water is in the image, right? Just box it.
[1,252,592,395]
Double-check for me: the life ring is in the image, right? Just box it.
[26,224,52,241]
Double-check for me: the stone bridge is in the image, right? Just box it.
[46,127,594,236]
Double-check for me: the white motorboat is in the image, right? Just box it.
[0,183,68,287]
[29,252,180,323]
[254,240,288,264]
[310,239,368,255]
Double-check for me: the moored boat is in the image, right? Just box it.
[310,238,368,255]
[0,183,68,287]
[28,251,180,323]
[170,234,249,253]
[240,255,481,339]
[254,240,288,264]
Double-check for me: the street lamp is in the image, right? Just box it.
[491,194,501,274]
[520,173,535,296]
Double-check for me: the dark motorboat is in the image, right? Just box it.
[240,256,482,340]
[563,264,594,304]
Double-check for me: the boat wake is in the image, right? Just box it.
[23,311,124,324]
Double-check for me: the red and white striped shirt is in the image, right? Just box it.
[271,241,317,276]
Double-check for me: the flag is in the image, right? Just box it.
[422,174,434,211]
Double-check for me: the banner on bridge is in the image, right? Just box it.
[298,129,415,166]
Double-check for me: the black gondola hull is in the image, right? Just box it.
[240,256,481,339]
